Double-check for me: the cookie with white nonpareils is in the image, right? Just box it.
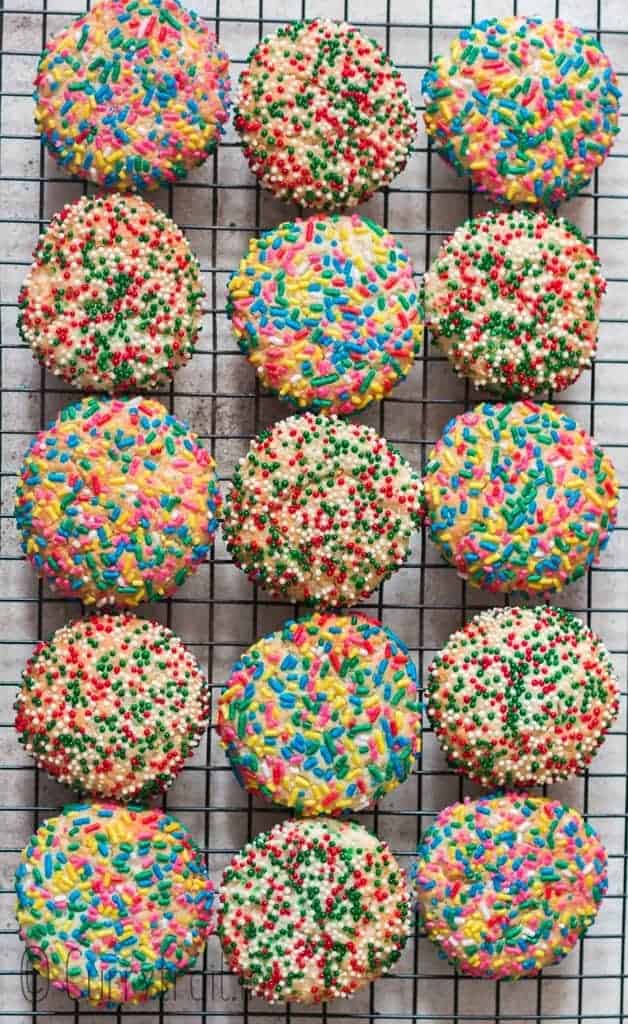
[218,818,412,1003]
[426,605,619,787]
[222,412,423,606]
[424,209,604,396]
[19,194,203,392]
[235,19,416,210]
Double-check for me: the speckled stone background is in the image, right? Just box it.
[1,1,627,1023]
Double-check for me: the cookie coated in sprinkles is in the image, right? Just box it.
[15,396,220,607]
[19,193,204,393]
[16,613,210,801]
[426,605,619,788]
[15,802,216,1005]
[35,0,231,190]
[229,213,423,415]
[235,19,416,210]
[218,817,412,1003]
[222,412,423,606]
[217,611,421,815]
[422,16,621,205]
[414,793,608,979]
[423,400,619,595]
[424,208,605,396]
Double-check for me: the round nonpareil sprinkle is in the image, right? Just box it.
[218,817,411,1003]
[15,802,215,1005]
[19,194,204,393]
[15,395,220,607]
[413,793,607,979]
[217,611,421,815]
[427,605,619,788]
[222,412,423,606]
[422,16,621,205]
[16,614,210,801]
[35,0,231,191]
[228,213,423,416]
[422,400,619,595]
[424,208,605,396]
[235,19,416,210]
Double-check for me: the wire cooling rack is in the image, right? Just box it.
[1,1,627,1022]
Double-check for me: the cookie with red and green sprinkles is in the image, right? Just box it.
[228,213,423,415]
[218,817,411,1003]
[221,412,423,606]
[217,611,421,815]
[234,19,417,210]
[19,194,204,393]
[422,16,621,205]
[35,0,231,191]
[426,605,619,788]
[16,613,210,800]
[423,400,619,595]
[413,793,607,979]
[15,396,220,607]
[424,209,605,396]
[15,802,215,1005]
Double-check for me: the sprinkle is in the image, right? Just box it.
[234,19,416,210]
[16,614,209,800]
[218,818,411,1003]
[222,411,423,606]
[422,16,620,204]
[423,400,619,595]
[15,396,220,607]
[218,610,420,815]
[15,803,215,1005]
[427,605,619,788]
[34,0,231,191]
[229,213,423,415]
[413,794,607,979]
[19,194,203,393]
[424,208,605,396]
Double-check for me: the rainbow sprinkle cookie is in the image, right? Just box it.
[422,16,621,205]
[15,802,215,1005]
[35,0,230,191]
[423,400,619,595]
[15,396,220,607]
[218,817,411,1003]
[235,19,416,210]
[424,209,605,396]
[427,605,619,788]
[16,614,209,800]
[222,412,423,606]
[19,194,204,393]
[414,794,607,979]
[217,611,420,815]
[228,214,423,415]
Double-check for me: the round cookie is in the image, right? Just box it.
[222,412,423,606]
[15,396,220,607]
[35,0,230,190]
[422,400,619,595]
[424,208,605,396]
[19,194,203,393]
[422,16,621,205]
[414,793,607,979]
[218,817,411,1003]
[228,214,423,415]
[217,611,420,814]
[15,802,215,1005]
[426,605,619,787]
[235,19,416,210]
[16,613,210,800]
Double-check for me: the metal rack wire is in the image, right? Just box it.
[1,1,627,1022]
